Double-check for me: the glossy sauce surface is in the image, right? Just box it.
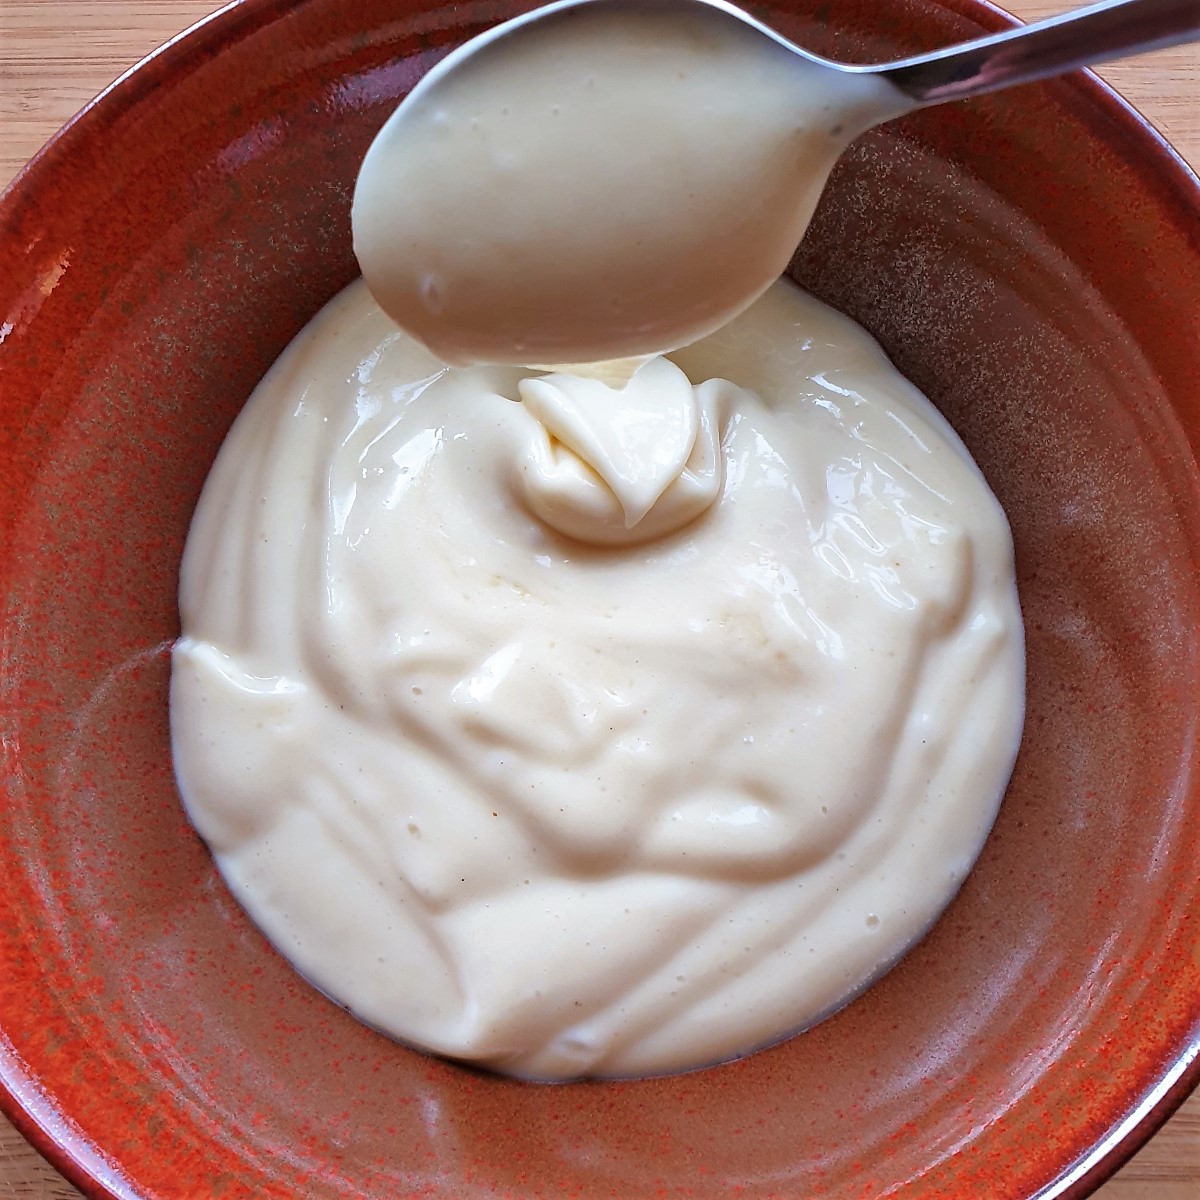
[171,278,1024,1079]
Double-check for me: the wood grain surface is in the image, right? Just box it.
[1,2,1198,1197]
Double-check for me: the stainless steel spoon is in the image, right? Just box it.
[842,0,1200,106]
[354,0,1200,365]
[449,0,1200,109]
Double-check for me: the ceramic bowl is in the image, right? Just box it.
[1,0,1198,1197]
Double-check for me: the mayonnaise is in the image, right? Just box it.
[352,0,908,366]
[170,277,1024,1079]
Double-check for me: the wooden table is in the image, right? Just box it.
[1,2,1198,1197]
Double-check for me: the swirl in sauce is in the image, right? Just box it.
[171,278,1024,1079]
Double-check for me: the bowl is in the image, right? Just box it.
[1,0,1198,1197]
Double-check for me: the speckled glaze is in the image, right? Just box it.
[0,0,1197,1197]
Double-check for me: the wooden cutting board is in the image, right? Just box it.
[0,3,1197,1198]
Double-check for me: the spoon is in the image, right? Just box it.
[352,0,1200,367]
[815,0,1199,104]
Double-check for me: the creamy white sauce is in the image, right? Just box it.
[352,0,908,366]
[171,278,1024,1079]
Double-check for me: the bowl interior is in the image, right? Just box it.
[1,0,1199,1197]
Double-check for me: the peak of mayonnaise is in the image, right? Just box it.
[515,356,729,544]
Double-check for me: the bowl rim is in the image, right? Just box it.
[1,0,1198,1197]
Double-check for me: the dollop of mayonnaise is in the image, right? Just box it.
[171,278,1024,1080]
[518,356,731,545]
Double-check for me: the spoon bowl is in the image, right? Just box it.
[352,0,907,366]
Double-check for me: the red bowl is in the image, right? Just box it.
[1,1,1198,1197]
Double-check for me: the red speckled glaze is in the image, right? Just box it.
[1,0,1198,1197]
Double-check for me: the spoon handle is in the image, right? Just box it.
[877,0,1200,105]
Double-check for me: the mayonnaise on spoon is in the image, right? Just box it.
[352,0,908,366]
[352,0,1200,366]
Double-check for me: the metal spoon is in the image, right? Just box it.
[353,0,1200,365]
[838,0,1200,105]
[425,0,1200,105]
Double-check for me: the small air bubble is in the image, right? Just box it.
[866,913,881,929]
